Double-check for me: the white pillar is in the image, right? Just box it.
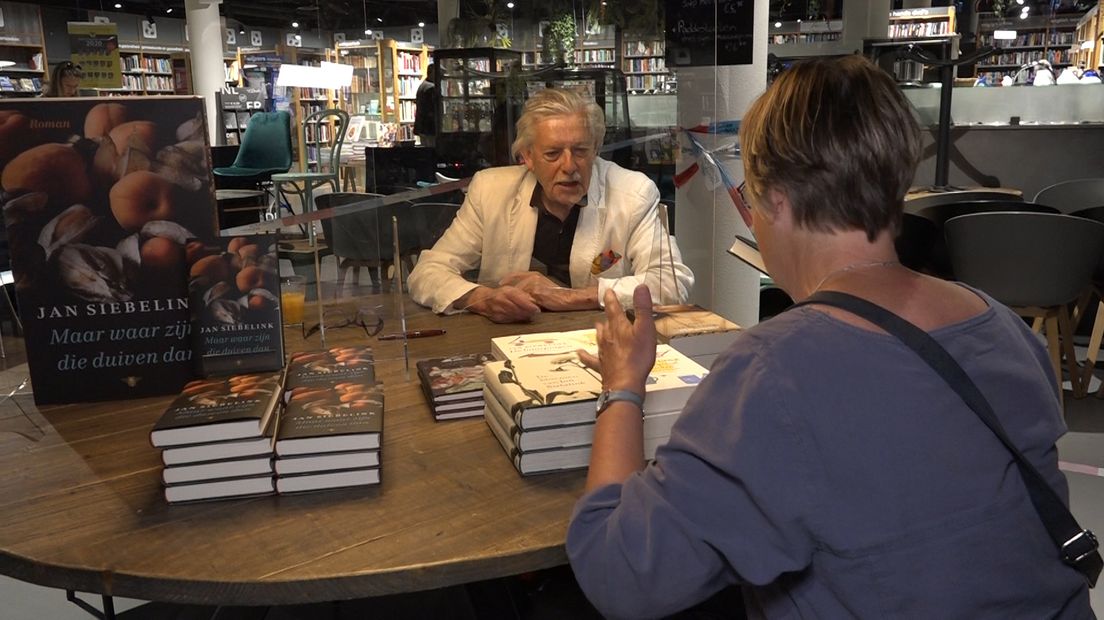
[674,1,768,328]
[184,0,225,142]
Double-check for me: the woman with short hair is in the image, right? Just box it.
[567,55,1092,619]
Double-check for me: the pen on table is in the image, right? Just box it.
[377,329,447,341]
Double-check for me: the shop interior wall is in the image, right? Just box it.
[912,125,1104,199]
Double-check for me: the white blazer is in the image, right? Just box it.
[408,158,694,314]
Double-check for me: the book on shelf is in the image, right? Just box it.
[161,435,275,466]
[221,111,237,130]
[162,455,273,485]
[490,328,597,361]
[187,234,284,377]
[236,111,251,129]
[0,77,13,91]
[284,346,375,395]
[276,468,380,493]
[653,304,741,363]
[416,352,494,420]
[150,371,283,447]
[483,400,668,476]
[483,345,707,430]
[275,385,383,456]
[17,78,34,91]
[274,450,380,475]
[484,386,681,452]
[164,474,275,504]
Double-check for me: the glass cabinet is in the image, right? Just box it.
[434,47,524,170]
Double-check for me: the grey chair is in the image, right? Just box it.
[1034,179,1104,214]
[945,211,1104,403]
[315,192,420,295]
[1068,205,1104,396]
[273,108,349,240]
[916,200,1059,279]
[904,189,1023,214]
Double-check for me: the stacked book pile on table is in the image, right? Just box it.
[416,352,496,421]
[481,329,709,476]
[653,305,741,368]
[151,371,283,503]
[149,346,383,503]
[274,346,383,494]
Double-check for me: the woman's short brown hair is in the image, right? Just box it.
[739,55,920,241]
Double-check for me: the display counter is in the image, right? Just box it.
[904,85,1104,197]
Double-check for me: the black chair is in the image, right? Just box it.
[1034,179,1104,214]
[409,202,461,253]
[904,189,1023,214]
[315,192,421,295]
[894,212,938,273]
[915,200,1059,279]
[945,211,1104,402]
[1068,205,1104,395]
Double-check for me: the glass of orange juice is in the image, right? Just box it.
[280,275,307,326]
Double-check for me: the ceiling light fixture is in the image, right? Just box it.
[774,21,782,28]
[239,22,246,35]
[165,7,172,13]
[292,21,299,28]
[506,1,514,7]
[376,17,383,23]
[113,2,122,8]
[365,28,372,35]
[418,21,425,27]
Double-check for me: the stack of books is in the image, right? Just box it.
[482,333,708,476]
[150,372,283,503]
[653,305,741,368]
[274,346,383,494]
[416,352,495,420]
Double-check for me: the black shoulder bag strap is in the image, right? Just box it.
[791,290,1102,587]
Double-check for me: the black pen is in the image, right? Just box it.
[378,329,447,340]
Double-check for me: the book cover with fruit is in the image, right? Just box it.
[150,370,282,447]
[187,233,284,377]
[276,384,384,455]
[285,346,376,393]
[0,98,218,404]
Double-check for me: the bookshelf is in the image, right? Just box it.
[224,54,242,87]
[975,12,1082,83]
[109,43,178,95]
[883,7,959,84]
[0,1,47,97]
[622,37,670,94]
[287,46,338,170]
[334,39,383,147]
[1074,5,1101,71]
[888,6,957,39]
[575,26,617,70]
[379,39,429,143]
[217,86,265,146]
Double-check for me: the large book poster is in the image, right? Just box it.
[0,97,218,404]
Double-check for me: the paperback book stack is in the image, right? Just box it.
[416,352,496,420]
[482,333,708,475]
[150,372,283,503]
[275,346,383,494]
[653,305,741,368]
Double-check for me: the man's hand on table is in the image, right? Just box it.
[455,285,541,323]
[500,272,600,312]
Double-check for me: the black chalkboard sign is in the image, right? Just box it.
[665,0,754,67]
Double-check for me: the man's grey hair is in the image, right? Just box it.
[511,88,606,160]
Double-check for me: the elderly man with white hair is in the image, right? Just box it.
[408,87,693,323]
